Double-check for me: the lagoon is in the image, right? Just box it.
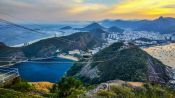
[11,58,73,83]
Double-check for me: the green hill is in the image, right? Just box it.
[0,31,106,65]
[22,31,105,58]
[67,42,172,84]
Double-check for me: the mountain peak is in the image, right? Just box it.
[83,22,104,31]
[0,42,7,49]
[158,16,164,20]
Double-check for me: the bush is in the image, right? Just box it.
[7,78,35,92]
[110,85,135,98]
[0,88,40,98]
[97,90,116,98]
[52,77,86,98]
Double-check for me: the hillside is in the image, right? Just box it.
[0,42,26,65]
[83,80,175,98]
[22,31,105,58]
[0,30,106,61]
[67,42,172,84]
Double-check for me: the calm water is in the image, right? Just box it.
[11,58,73,83]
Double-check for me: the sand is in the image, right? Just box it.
[144,43,175,68]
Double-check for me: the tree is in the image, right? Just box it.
[52,77,85,98]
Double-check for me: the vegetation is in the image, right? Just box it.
[0,77,174,98]
[50,77,86,98]
[5,78,35,92]
[95,84,175,98]
[67,42,170,84]
[0,78,41,98]
[0,88,41,98]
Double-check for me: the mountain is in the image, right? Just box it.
[107,26,124,33]
[100,16,175,33]
[81,22,105,31]
[67,42,172,84]
[0,42,25,65]
[60,26,72,30]
[136,16,175,33]
[0,42,7,48]
[100,19,149,29]
[0,30,107,60]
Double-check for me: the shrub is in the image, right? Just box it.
[7,78,35,92]
[97,90,116,98]
[52,77,86,98]
[110,85,135,98]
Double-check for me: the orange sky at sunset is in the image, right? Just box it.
[0,0,175,22]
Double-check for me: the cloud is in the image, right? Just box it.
[107,0,175,19]
[163,4,175,8]
[0,0,175,22]
[73,0,84,3]
[69,4,107,14]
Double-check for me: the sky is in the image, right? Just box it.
[0,0,175,23]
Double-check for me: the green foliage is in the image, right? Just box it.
[66,61,84,76]
[95,84,175,98]
[0,88,41,98]
[97,90,116,98]
[136,83,175,98]
[110,85,135,98]
[6,78,35,92]
[51,77,86,98]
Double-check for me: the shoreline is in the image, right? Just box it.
[0,55,77,67]
[57,54,79,61]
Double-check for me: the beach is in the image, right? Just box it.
[57,54,79,61]
[144,43,175,68]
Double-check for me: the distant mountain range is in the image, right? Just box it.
[67,42,172,84]
[60,26,72,30]
[100,16,175,33]
[80,22,124,33]
[107,26,124,33]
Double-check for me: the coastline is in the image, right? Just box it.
[57,54,79,61]
[0,59,28,67]
[0,55,76,67]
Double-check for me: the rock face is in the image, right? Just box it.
[67,42,173,84]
